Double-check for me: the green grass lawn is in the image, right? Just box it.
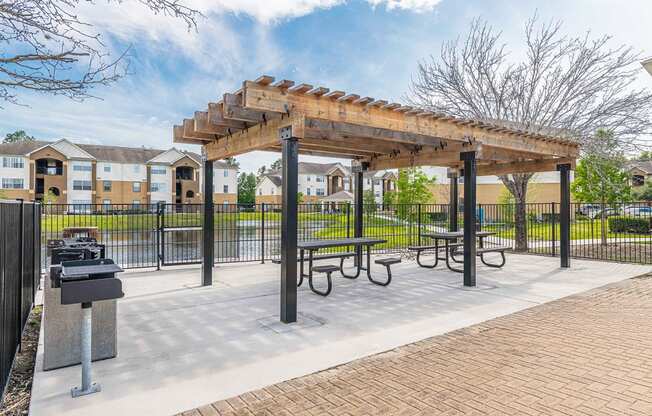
[485,220,650,240]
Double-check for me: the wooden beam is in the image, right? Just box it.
[242,81,579,157]
[304,118,446,147]
[204,116,305,160]
[476,158,576,176]
[183,119,214,140]
[367,143,481,170]
[194,111,230,136]
[223,93,277,123]
[207,103,248,130]
[173,125,207,145]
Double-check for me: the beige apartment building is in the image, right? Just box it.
[0,139,238,209]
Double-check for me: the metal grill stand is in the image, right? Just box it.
[72,302,100,397]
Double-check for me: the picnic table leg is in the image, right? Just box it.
[444,240,463,273]
[416,238,438,269]
[298,249,305,287]
[340,244,361,279]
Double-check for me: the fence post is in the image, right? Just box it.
[346,202,351,238]
[551,202,556,257]
[157,202,165,267]
[417,204,422,246]
[17,199,24,352]
[261,203,265,264]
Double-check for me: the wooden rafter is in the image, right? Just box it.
[175,75,579,174]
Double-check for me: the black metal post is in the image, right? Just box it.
[202,160,214,286]
[346,202,351,238]
[353,165,364,266]
[461,152,477,287]
[417,204,422,246]
[17,198,24,352]
[551,202,556,257]
[558,163,571,268]
[448,171,458,232]
[280,127,298,323]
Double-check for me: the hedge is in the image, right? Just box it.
[608,216,651,234]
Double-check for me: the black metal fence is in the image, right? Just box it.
[1,201,41,399]
[39,201,652,271]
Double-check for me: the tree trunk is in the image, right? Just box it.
[500,173,532,252]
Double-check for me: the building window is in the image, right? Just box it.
[103,199,111,207]
[306,176,311,182]
[306,187,311,196]
[258,189,262,196]
[374,180,380,186]
[270,188,275,195]
[72,180,92,190]
[132,200,141,207]
[633,175,645,186]
[73,163,92,172]
[133,165,141,173]
[316,188,325,196]
[103,181,112,192]
[186,190,194,198]
[71,200,92,213]
[151,166,166,175]
[150,182,165,192]
[103,165,111,173]
[1,178,24,189]
[133,182,141,192]
[2,157,24,169]
[224,170,228,177]
[221,184,228,193]
[48,187,60,196]
[315,176,324,183]
[375,191,380,197]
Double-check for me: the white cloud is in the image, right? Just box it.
[366,0,442,12]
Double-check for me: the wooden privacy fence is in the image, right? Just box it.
[1,200,41,400]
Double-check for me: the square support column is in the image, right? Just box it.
[202,159,214,286]
[461,151,477,287]
[353,163,365,266]
[280,127,299,323]
[557,163,571,268]
[448,170,458,232]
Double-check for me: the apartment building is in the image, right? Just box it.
[0,139,238,209]
[427,167,571,204]
[255,161,397,204]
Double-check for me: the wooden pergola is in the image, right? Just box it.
[174,75,580,323]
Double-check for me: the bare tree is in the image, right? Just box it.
[409,14,652,251]
[0,0,200,106]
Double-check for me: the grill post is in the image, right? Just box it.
[557,163,571,268]
[202,159,214,286]
[461,152,477,287]
[280,126,298,324]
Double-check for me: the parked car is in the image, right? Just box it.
[576,204,602,218]
[589,207,621,220]
[622,206,652,216]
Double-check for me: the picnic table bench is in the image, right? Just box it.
[416,231,509,272]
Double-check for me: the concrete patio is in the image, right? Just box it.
[30,254,650,416]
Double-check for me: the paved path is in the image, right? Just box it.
[179,275,652,416]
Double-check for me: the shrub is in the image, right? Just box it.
[427,212,448,222]
[608,216,651,234]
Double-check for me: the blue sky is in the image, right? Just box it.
[2,0,652,173]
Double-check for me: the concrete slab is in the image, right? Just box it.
[30,255,650,416]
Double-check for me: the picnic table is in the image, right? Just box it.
[419,231,504,272]
[297,237,387,292]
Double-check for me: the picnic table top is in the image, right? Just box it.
[421,230,496,239]
[298,237,386,250]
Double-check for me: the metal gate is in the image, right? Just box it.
[158,203,203,267]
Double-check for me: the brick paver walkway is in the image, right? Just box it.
[179,276,652,416]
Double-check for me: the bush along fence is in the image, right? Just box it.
[38,201,652,271]
[1,200,41,400]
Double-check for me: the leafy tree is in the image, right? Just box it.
[4,130,35,143]
[382,190,396,207]
[297,192,304,204]
[633,183,652,201]
[572,130,632,244]
[42,190,58,204]
[636,151,652,161]
[224,157,239,169]
[394,168,433,219]
[270,159,282,172]
[256,165,267,178]
[237,173,256,204]
[410,15,652,251]
[0,190,7,199]
[363,189,377,213]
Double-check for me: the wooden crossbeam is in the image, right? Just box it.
[367,143,481,170]
[207,103,248,130]
[183,119,214,140]
[223,93,276,123]
[173,125,208,145]
[194,111,231,136]
[204,116,305,160]
[476,158,576,176]
[242,82,579,157]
